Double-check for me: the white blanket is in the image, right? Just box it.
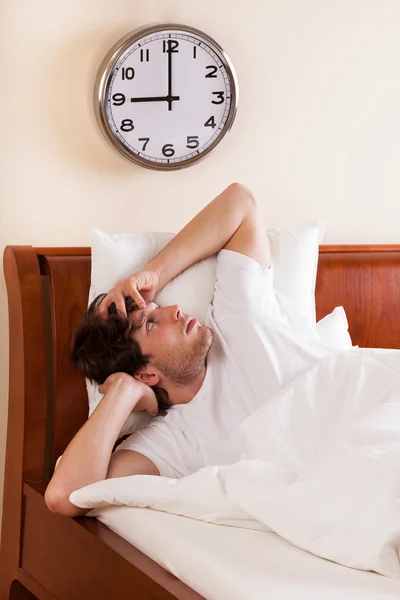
[70,350,400,579]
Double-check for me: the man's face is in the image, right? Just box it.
[129,302,214,385]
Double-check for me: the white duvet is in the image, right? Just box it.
[70,349,400,579]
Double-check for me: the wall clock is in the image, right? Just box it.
[94,23,239,170]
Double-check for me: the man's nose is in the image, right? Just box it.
[164,304,182,321]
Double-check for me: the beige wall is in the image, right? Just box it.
[1,0,400,527]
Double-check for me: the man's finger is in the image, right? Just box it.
[128,285,145,309]
[97,298,110,317]
[115,294,127,317]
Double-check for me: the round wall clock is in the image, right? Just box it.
[94,23,239,170]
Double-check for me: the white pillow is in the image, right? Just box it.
[87,222,325,437]
[316,306,355,351]
[267,223,325,325]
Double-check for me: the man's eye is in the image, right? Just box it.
[146,320,154,332]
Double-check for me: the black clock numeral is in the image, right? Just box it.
[112,93,126,106]
[211,91,225,105]
[205,65,218,78]
[138,137,150,152]
[121,67,135,80]
[193,46,197,59]
[186,136,200,149]
[120,119,134,132]
[204,116,216,129]
[162,143,175,157]
[140,48,150,62]
[163,40,179,53]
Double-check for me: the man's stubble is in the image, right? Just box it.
[153,326,214,386]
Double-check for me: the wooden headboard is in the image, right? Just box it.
[3,244,400,490]
[316,245,400,348]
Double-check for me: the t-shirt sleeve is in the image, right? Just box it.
[211,249,316,335]
[211,249,280,319]
[114,419,195,479]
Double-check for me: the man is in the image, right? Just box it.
[45,183,329,518]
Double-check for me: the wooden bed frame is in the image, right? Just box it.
[1,243,400,600]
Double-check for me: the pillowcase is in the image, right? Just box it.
[316,306,354,351]
[87,222,325,437]
[267,223,325,325]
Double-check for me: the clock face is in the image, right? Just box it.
[95,24,238,170]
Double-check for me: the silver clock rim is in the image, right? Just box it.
[94,23,239,171]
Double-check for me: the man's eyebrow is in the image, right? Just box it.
[130,304,158,328]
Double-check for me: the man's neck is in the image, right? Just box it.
[164,366,207,406]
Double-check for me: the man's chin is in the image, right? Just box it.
[202,325,214,351]
[200,324,213,334]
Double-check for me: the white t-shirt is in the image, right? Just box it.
[115,249,335,478]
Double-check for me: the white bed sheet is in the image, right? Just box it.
[94,506,400,600]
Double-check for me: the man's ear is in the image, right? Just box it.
[134,369,160,387]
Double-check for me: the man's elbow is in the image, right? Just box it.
[44,485,90,518]
[227,182,258,211]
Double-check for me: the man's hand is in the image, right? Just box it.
[99,372,158,416]
[98,270,160,317]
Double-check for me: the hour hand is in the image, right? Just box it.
[130,95,179,103]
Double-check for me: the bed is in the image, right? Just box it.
[1,243,400,600]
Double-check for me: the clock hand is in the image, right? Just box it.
[167,41,173,111]
[130,95,180,102]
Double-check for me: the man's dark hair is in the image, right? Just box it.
[70,294,170,410]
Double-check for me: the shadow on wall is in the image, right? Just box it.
[40,30,138,175]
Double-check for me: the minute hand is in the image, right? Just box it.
[167,43,172,111]
[130,95,179,102]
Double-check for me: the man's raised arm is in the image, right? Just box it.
[99,183,271,316]
[146,183,269,292]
